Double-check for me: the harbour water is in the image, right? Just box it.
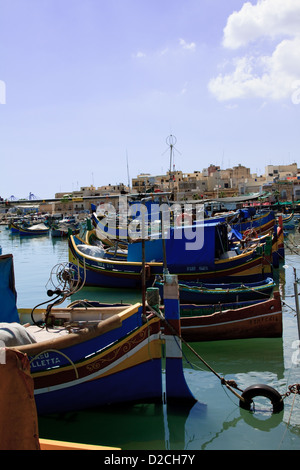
[0,226,299,450]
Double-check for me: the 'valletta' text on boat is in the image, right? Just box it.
[0,254,197,415]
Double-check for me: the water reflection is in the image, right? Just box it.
[38,401,207,450]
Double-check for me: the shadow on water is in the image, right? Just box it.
[38,401,207,450]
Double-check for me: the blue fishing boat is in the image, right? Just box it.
[18,223,50,237]
[0,254,197,414]
[9,221,22,233]
[68,220,272,288]
[230,209,276,235]
[91,205,276,241]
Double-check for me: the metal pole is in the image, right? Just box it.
[293,268,300,339]
[141,205,146,315]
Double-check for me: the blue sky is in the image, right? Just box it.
[0,0,300,199]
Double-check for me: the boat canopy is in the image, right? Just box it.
[127,222,228,268]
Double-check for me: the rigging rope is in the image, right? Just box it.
[147,303,246,403]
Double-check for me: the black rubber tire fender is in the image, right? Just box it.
[239,384,284,413]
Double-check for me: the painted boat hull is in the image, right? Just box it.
[231,210,275,235]
[179,291,282,342]
[69,234,271,288]
[24,307,163,414]
[11,278,196,415]
[18,227,50,236]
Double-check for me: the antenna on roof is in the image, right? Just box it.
[162,134,181,189]
[126,149,130,190]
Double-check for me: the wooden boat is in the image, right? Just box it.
[68,220,272,288]
[0,348,121,450]
[39,439,120,450]
[82,228,128,259]
[177,290,282,342]
[154,277,275,304]
[230,209,276,236]
[2,262,196,415]
[9,220,22,233]
[229,221,284,268]
[51,222,80,237]
[91,206,276,240]
[280,212,296,231]
[18,223,50,237]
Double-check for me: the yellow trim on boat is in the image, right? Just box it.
[39,438,120,450]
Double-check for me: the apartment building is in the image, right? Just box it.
[265,164,298,182]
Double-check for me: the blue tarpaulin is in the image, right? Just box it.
[127,222,217,268]
[0,255,19,323]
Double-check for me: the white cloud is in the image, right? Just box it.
[223,0,300,49]
[179,38,196,51]
[209,0,300,102]
[133,38,195,62]
[133,51,146,59]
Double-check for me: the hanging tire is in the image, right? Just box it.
[239,384,284,413]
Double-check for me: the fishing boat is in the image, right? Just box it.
[50,221,80,237]
[9,220,22,233]
[230,209,276,236]
[228,221,284,268]
[1,254,197,415]
[173,291,282,342]
[154,277,275,304]
[280,212,297,231]
[18,223,50,237]
[0,348,121,450]
[68,220,272,288]
[91,205,276,240]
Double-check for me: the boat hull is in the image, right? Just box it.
[156,278,275,304]
[179,292,282,342]
[27,311,163,414]
[18,227,50,236]
[69,234,271,288]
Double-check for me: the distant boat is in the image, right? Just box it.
[230,209,276,236]
[280,212,297,231]
[50,222,79,237]
[9,220,23,233]
[18,223,50,237]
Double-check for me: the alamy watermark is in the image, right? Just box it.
[291,340,300,365]
[95,195,206,251]
[0,80,6,104]
[291,80,300,105]
[0,340,6,364]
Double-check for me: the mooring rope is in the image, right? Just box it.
[147,303,246,403]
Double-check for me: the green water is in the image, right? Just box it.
[0,226,299,450]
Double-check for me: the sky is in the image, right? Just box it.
[0,0,300,200]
